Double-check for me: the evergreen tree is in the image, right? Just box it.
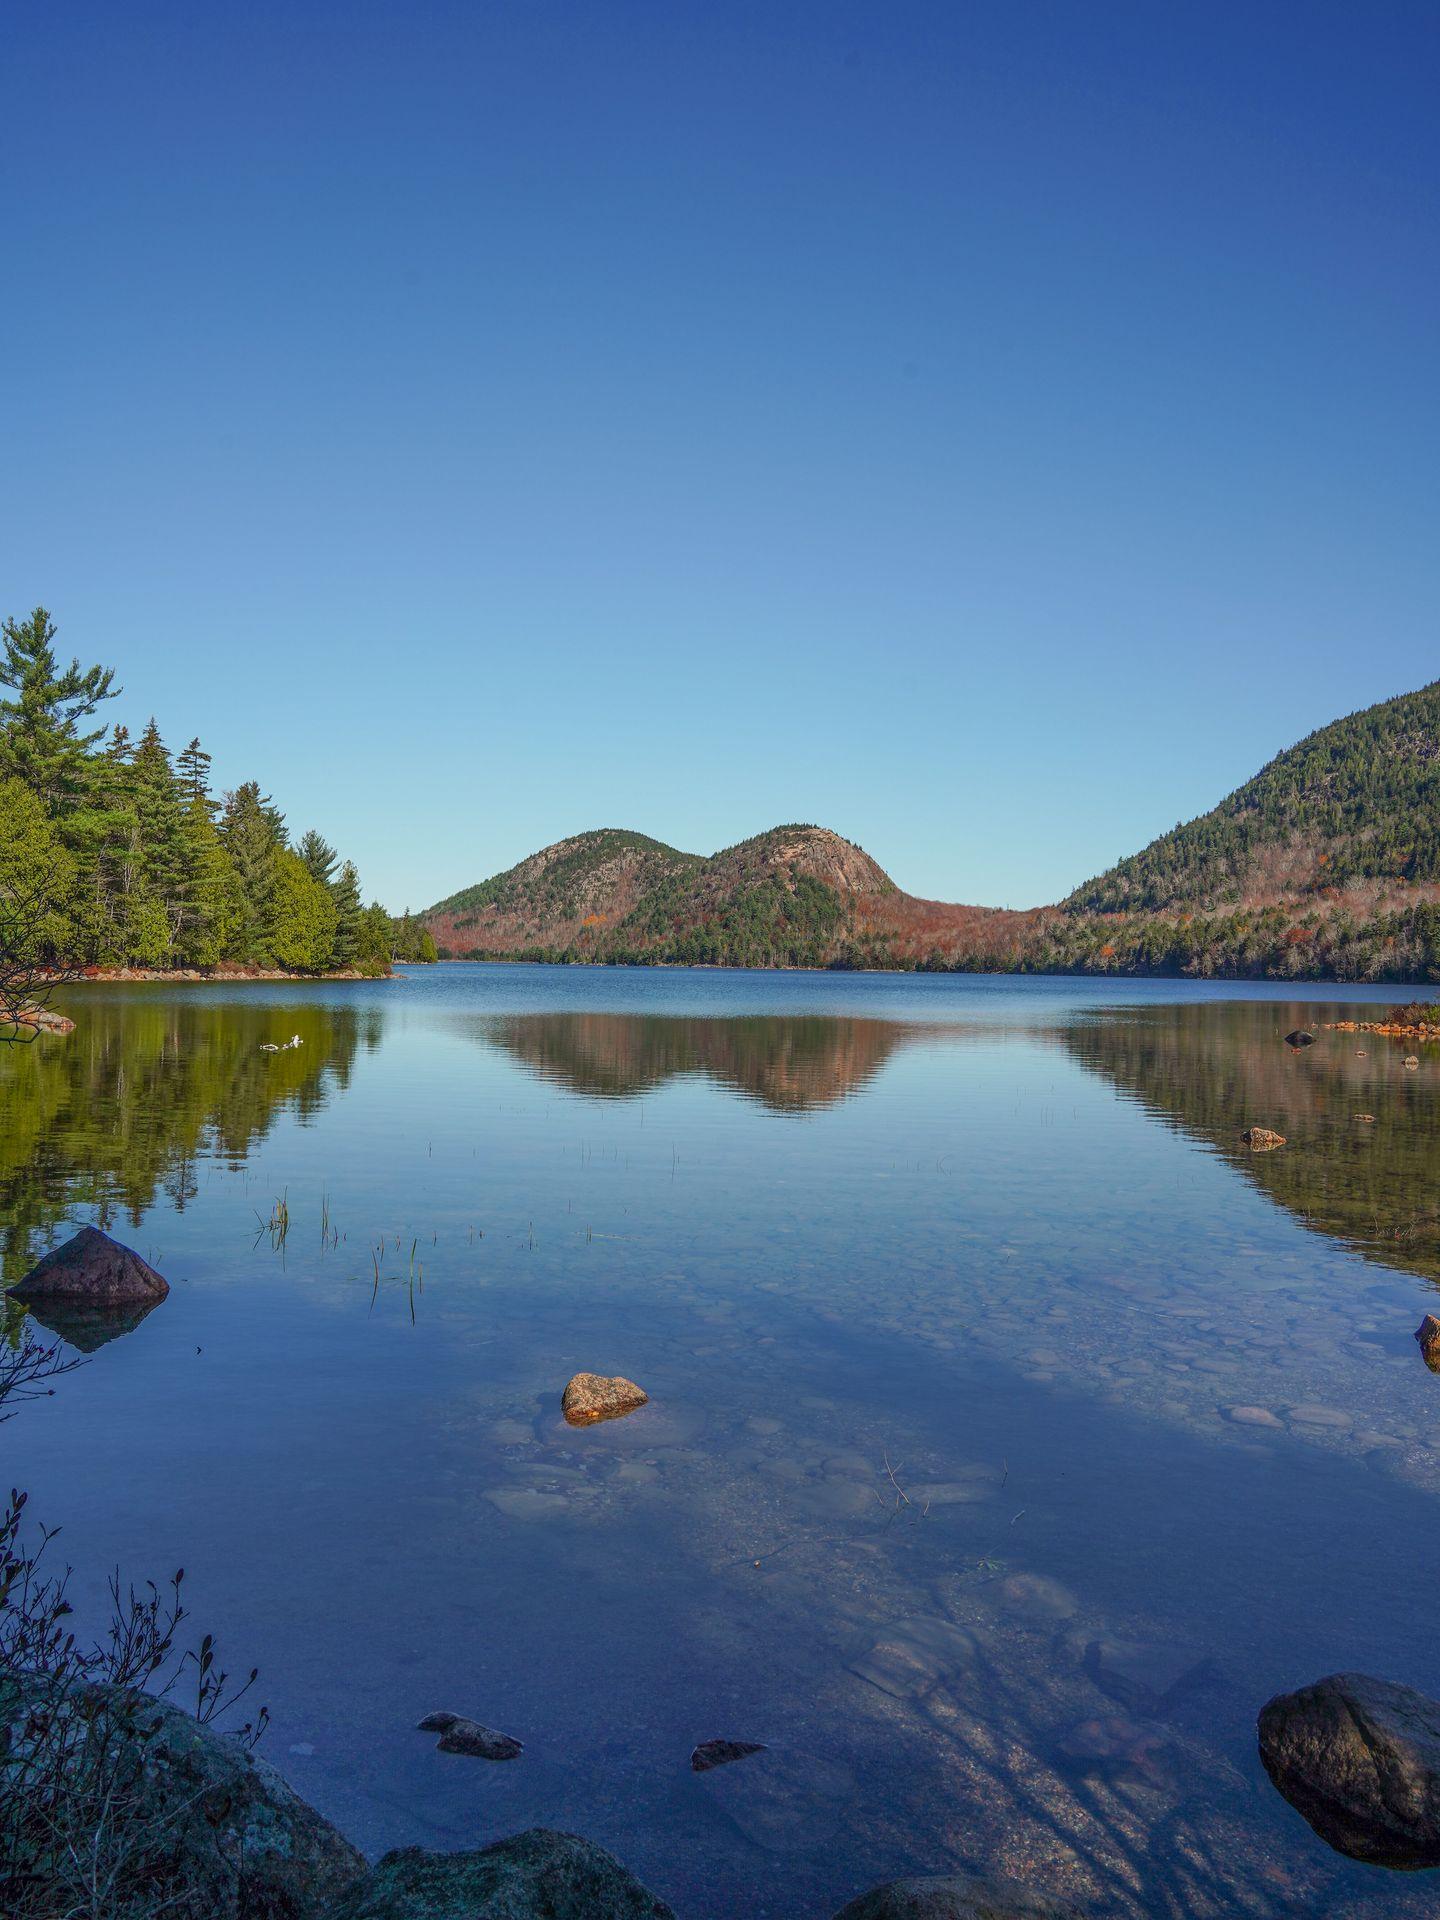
[268,850,338,972]
[0,609,118,819]
[129,720,187,960]
[219,783,285,964]
[358,901,394,973]
[297,829,339,887]
[71,726,141,964]
[331,860,364,969]
[176,794,241,968]
[176,737,214,812]
[0,776,76,960]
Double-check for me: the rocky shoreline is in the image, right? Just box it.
[0,1672,1087,1919]
[11,1662,1440,1918]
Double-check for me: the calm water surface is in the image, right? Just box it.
[4,965,1440,1918]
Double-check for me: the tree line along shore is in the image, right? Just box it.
[0,609,435,978]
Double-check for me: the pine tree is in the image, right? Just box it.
[331,860,363,969]
[176,794,240,967]
[219,783,285,964]
[129,720,187,960]
[176,737,214,812]
[297,829,338,887]
[71,726,141,964]
[0,609,118,818]
[358,901,394,973]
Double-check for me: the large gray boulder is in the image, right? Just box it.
[0,1671,366,1917]
[9,1226,169,1308]
[327,1829,676,1918]
[833,1872,1082,1919]
[1257,1671,1440,1867]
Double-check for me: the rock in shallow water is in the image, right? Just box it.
[691,1737,766,1772]
[436,1717,524,1761]
[417,1711,522,1759]
[1241,1126,1286,1150]
[832,1870,1083,1918]
[849,1617,978,1699]
[1257,1672,1440,1868]
[998,1574,1078,1621]
[327,1829,675,1919]
[8,1225,169,1308]
[561,1373,649,1425]
[1083,1637,1217,1715]
[1415,1314,1440,1374]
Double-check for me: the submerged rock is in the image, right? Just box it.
[1258,1671,1440,1867]
[434,1716,523,1761]
[0,1672,365,1917]
[998,1573,1078,1621]
[9,1226,169,1310]
[561,1372,649,1426]
[833,1870,1082,1918]
[1416,1314,1440,1374]
[1226,1405,1282,1429]
[849,1617,978,1699]
[328,1829,676,1919]
[1241,1126,1286,1150]
[695,1743,854,1850]
[691,1738,766,1772]
[1084,1637,1217,1715]
[1404,1055,1420,1069]
[1055,1713,1176,1789]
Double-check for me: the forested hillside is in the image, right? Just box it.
[0,607,433,975]
[424,683,1440,983]
[1067,681,1440,911]
[427,823,1041,970]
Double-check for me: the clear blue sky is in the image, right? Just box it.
[6,2,1437,911]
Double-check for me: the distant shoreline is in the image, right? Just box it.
[430,955,1430,989]
[50,966,398,986]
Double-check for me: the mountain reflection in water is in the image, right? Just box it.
[1065,999,1440,1290]
[478,1011,931,1111]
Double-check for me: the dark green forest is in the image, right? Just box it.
[0,608,435,975]
[1067,679,1440,912]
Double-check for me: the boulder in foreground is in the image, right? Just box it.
[833,1870,1083,1919]
[1416,1314,1440,1374]
[327,1829,676,1919]
[0,1672,365,1918]
[1257,1671,1440,1867]
[562,1372,649,1425]
[8,1226,169,1308]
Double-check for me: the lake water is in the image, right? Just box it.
[4,964,1440,1918]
